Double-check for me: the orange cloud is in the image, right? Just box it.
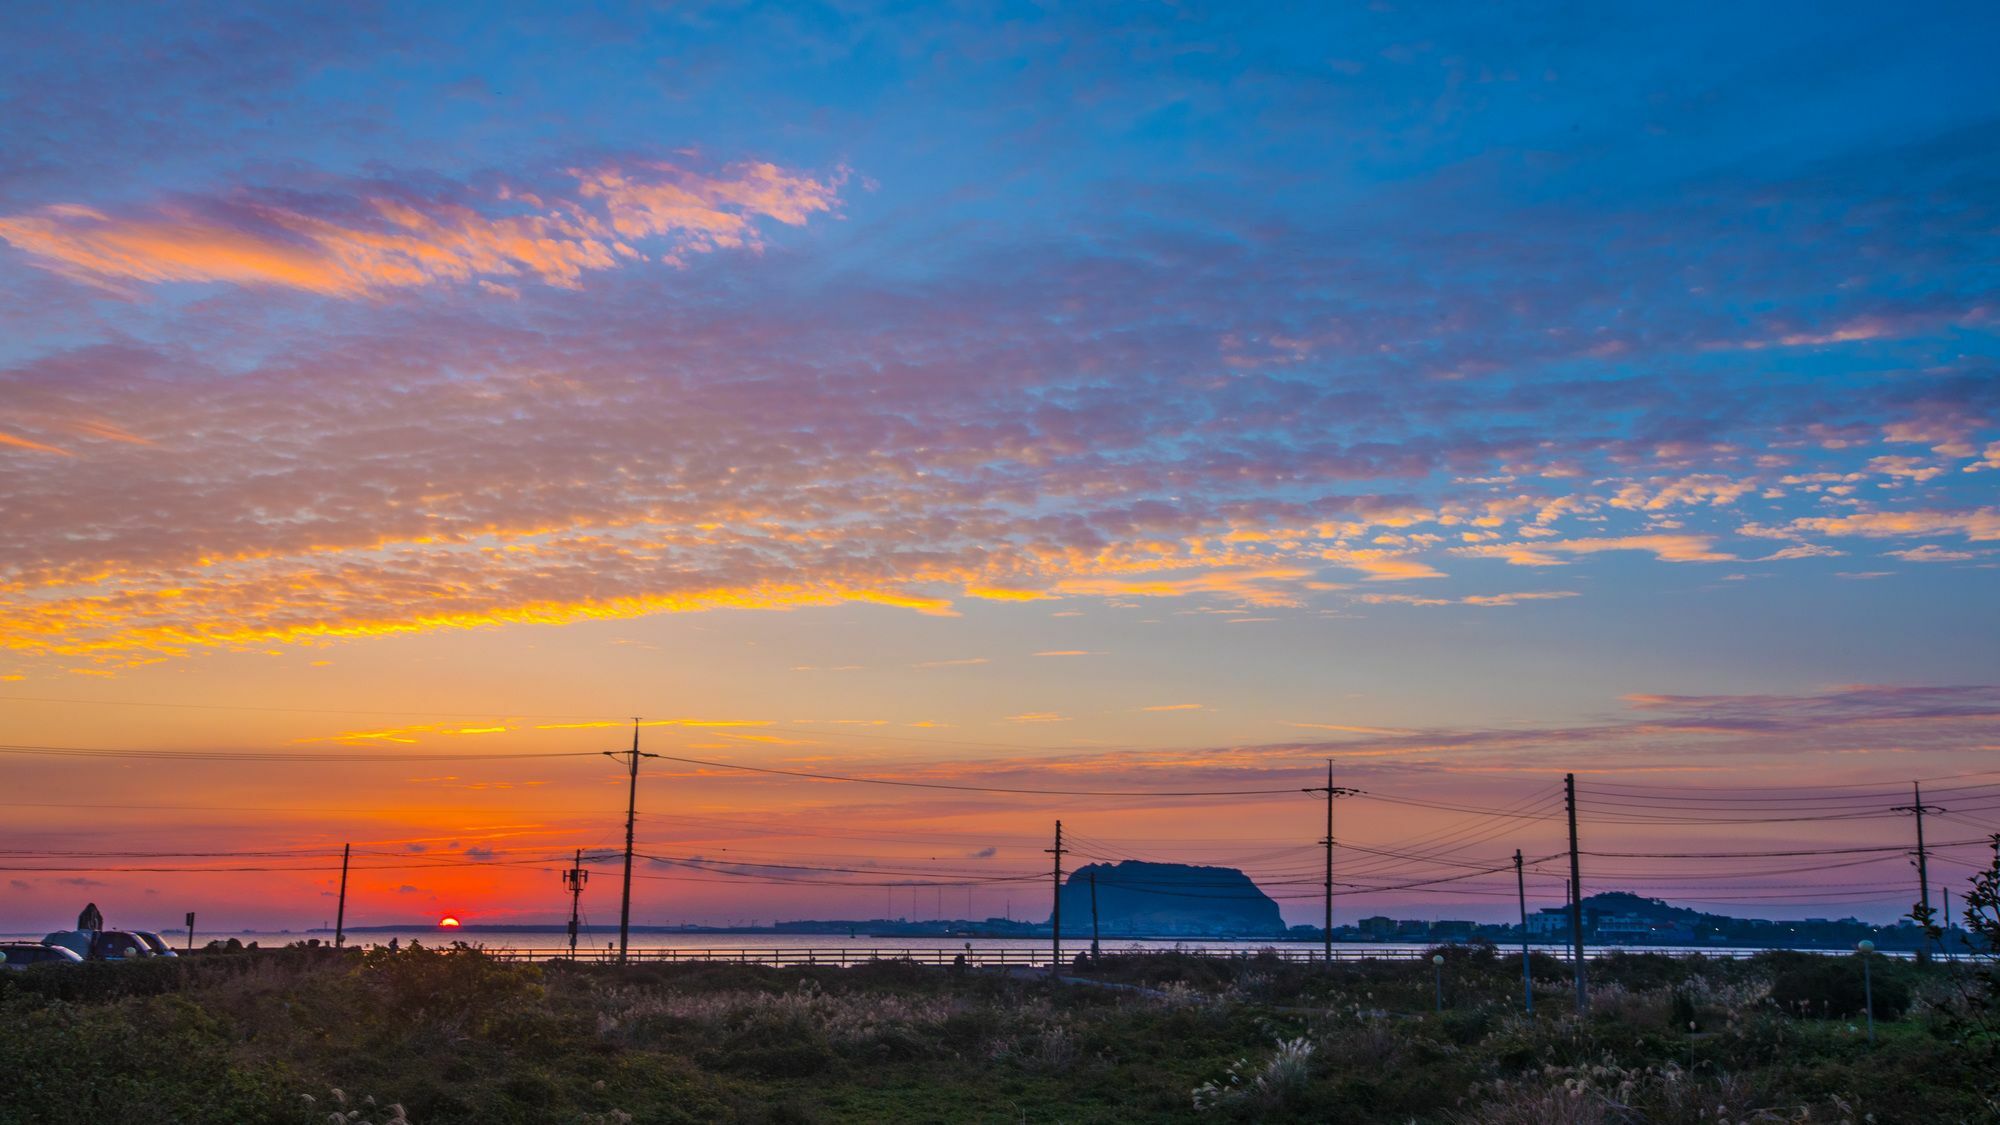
[963,585,1056,602]
[1753,509,2000,542]
[0,161,842,297]
[1318,549,1446,581]
[0,431,73,456]
[1053,567,1312,606]
[1452,534,1731,566]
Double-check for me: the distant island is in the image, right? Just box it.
[316,874,1982,953]
[1056,861,1287,937]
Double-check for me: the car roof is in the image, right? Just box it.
[0,943,83,958]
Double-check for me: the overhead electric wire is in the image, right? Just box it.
[9,724,1995,923]
[632,851,1040,882]
[0,742,599,763]
[1587,838,1993,859]
[644,751,1310,797]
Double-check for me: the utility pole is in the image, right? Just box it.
[334,843,351,949]
[1047,821,1064,978]
[1893,781,1945,965]
[1943,887,1952,962]
[604,719,658,965]
[1301,760,1358,962]
[1565,773,1586,1011]
[563,848,590,959]
[1514,849,1531,1013]
[1089,870,1101,962]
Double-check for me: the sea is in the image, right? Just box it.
[2,926,1900,962]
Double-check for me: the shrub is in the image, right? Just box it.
[1766,955,1909,1020]
[1191,1036,1315,1114]
[1593,951,1692,993]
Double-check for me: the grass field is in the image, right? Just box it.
[0,943,1993,1123]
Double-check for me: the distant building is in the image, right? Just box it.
[1431,919,1475,942]
[1358,915,1397,940]
[1593,914,1652,942]
[1526,907,1572,938]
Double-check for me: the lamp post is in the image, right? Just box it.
[1433,953,1446,1012]
[1856,940,1876,1045]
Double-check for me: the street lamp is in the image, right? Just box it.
[1856,940,1876,1045]
[1433,953,1446,1012]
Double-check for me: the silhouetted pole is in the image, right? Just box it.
[1046,821,1065,978]
[1324,761,1334,959]
[563,848,590,960]
[1565,773,1586,1011]
[1857,940,1876,1044]
[1300,760,1357,962]
[1515,849,1532,1013]
[1432,953,1445,1012]
[1943,887,1952,962]
[334,843,351,949]
[1894,781,1945,964]
[1089,870,1101,962]
[604,719,657,966]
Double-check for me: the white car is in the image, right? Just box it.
[132,931,181,957]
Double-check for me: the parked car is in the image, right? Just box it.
[41,929,155,961]
[0,941,85,969]
[132,931,180,957]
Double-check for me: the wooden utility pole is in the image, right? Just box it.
[1089,870,1101,962]
[1301,760,1357,962]
[604,719,658,965]
[1047,821,1064,978]
[1514,849,1531,1013]
[1565,773,1586,1011]
[563,848,590,959]
[334,843,351,949]
[1893,782,1946,964]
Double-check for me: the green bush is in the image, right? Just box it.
[1767,954,1909,1020]
[2,943,1991,1123]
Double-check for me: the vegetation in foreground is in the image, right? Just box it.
[0,941,1995,1124]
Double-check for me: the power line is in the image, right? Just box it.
[645,751,1312,797]
[0,742,598,762]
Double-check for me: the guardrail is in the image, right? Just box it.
[481,945,1421,967]
[473,943,1902,967]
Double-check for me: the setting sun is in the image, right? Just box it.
[438,916,461,929]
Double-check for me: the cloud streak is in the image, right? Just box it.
[0,161,842,296]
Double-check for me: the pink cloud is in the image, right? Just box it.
[0,430,72,456]
[1451,534,1731,566]
[1752,508,2000,542]
[0,161,843,296]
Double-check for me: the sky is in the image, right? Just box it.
[2,1,1998,934]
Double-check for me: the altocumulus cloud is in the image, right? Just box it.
[0,159,843,296]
